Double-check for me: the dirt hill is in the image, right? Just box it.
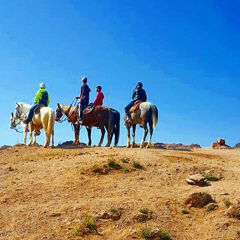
[1,145,240,240]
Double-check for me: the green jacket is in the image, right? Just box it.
[34,89,50,106]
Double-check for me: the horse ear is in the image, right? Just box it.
[15,102,20,107]
[57,103,61,108]
[11,112,14,117]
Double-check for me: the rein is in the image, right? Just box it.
[58,98,78,123]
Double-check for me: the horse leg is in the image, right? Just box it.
[73,123,79,145]
[126,126,131,148]
[28,124,33,146]
[98,127,105,147]
[105,126,111,147]
[32,127,37,146]
[146,121,153,148]
[51,129,54,148]
[87,127,92,146]
[140,122,148,148]
[131,125,136,148]
[23,127,27,145]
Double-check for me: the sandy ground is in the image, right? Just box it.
[1,145,240,240]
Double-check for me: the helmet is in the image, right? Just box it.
[39,83,46,89]
[137,82,143,88]
[81,76,87,83]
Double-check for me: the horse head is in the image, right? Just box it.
[10,112,20,129]
[55,103,63,122]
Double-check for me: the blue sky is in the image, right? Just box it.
[1,0,240,147]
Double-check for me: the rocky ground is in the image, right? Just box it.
[1,144,240,240]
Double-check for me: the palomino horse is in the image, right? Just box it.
[10,112,41,144]
[55,104,120,147]
[124,102,158,148]
[14,102,55,148]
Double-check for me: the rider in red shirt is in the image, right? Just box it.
[93,86,104,106]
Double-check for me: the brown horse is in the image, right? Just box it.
[55,103,119,147]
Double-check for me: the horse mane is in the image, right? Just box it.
[60,104,77,115]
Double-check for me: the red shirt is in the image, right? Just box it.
[93,91,104,106]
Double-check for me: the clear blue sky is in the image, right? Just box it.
[1,0,240,147]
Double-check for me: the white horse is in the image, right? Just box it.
[10,111,41,145]
[124,102,158,148]
[14,102,55,148]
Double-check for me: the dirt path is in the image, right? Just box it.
[1,145,240,239]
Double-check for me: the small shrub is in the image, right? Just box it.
[237,230,240,237]
[223,199,233,208]
[141,226,153,239]
[123,167,129,173]
[133,161,143,169]
[158,229,171,239]
[139,208,149,215]
[121,158,129,163]
[107,159,122,170]
[92,164,109,175]
[70,212,97,237]
[83,212,97,231]
[110,207,123,220]
[206,203,216,212]
[203,172,219,181]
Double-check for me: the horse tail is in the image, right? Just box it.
[151,104,158,127]
[47,109,54,138]
[107,109,114,137]
[113,110,120,146]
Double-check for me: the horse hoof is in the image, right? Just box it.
[126,145,130,148]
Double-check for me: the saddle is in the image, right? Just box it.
[130,100,142,113]
[34,104,45,114]
[83,103,95,115]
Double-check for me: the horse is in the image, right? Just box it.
[55,104,120,147]
[124,102,158,148]
[14,102,55,148]
[10,112,41,144]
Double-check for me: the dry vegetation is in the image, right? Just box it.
[1,145,240,239]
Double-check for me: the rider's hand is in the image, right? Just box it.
[75,97,80,99]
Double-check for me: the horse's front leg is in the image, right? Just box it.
[131,125,136,148]
[126,126,131,148]
[140,122,148,148]
[32,127,37,146]
[86,127,92,146]
[146,121,153,148]
[28,124,33,146]
[73,123,80,145]
[51,129,54,148]
[23,126,27,145]
[98,127,105,147]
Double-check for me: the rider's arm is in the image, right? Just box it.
[47,93,50,105]
[34,90,41,103]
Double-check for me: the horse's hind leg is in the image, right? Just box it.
[131,125,136,148]
[98,127,105,147]
[146,121,153,148]
[87,127,92,146]
[105,128,111,147]
[140,122,148,148]
[126,126,131,148]
[51,129,54,148]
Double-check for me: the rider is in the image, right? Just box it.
[93,86,104,106]
[124,82,147,123]
[76,76,91,124]
[23,83,50,124]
